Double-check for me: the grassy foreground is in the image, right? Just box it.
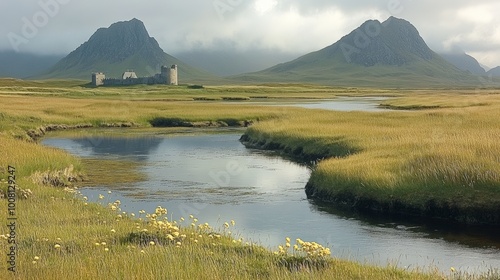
[0,80,498,278]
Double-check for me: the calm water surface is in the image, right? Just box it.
[278,97,391,112]
[43,132,500,274]
[237,97,391,112]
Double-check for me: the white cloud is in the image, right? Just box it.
[457,4,494,24]
[254,0,278,16]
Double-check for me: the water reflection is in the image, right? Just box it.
[46,136,163,161]
[42,133,500,273]
[309,200,500,250]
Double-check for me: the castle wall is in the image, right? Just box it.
[92,65,178,87]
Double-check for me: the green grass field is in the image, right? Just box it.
[0,79,498,279]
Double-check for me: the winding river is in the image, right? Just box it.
[42,99,500,274]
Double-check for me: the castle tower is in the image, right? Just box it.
[169,64,178,85]
[91,72,105,86]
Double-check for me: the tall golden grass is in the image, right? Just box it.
[0,81,498,278]
[245,93,500,221]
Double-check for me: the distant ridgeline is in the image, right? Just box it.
[92,64,178,86]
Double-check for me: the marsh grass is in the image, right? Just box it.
[0,93,284,133]
[0,79,360,100]
[244,93,500,223]
[0,135,81,178]
[0,80,498,278]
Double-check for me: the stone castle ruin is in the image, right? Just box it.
[92,65,178,86]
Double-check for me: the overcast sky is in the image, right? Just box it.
[2,0,500,68]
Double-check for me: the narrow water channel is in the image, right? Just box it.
[271,97,392,112]
[43,133,500,274]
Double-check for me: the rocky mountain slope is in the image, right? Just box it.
[38,19,217,83]
[235,17,480,87]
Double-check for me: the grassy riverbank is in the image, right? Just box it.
[0,129,440,279]
[0,80,498,278]
[243,92,500,225]
[1,149,438,279]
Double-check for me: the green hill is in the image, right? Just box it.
[234,17,485,87]
[37,19,220,84]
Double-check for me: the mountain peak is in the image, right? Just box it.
[332,16,434,66]
[38,19,217,82]
[108,18,147,32]
[383,16,410,25]
[90,18,153,47]
[239,16,477,87]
